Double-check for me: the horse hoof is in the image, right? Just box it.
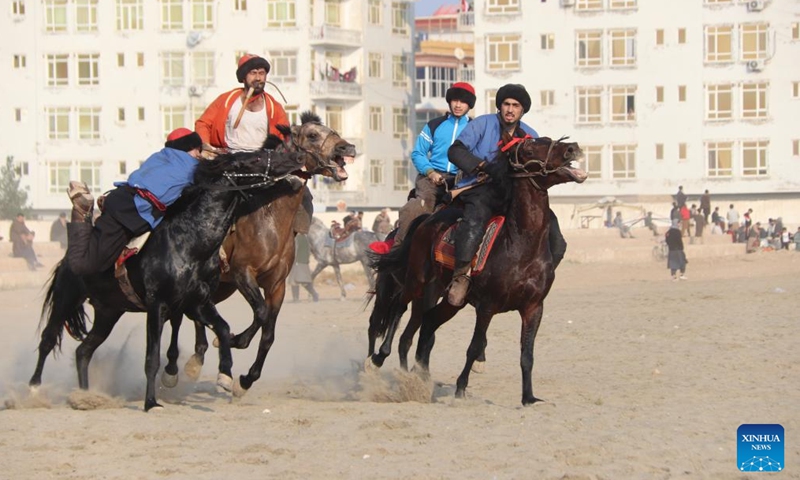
[217,373,233,392]
[161,372,179,388]
[232,378,248,398]
[29,385,40,396]
[145,402,164,412]
[411,363,430,380]
[212,337,220,348]
[364,357,379,372]
[471,360,486,374]
[184,354,204,381]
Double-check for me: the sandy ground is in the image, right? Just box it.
[1,238,799,479]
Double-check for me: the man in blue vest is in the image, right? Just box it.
[394,82,475,243]
[446,84,566,306]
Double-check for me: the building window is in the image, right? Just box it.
[541,33,554,50]
[392,107,408,139]
[14,108,23,122]
[13,55,27,69]
[540,90,554,107]
[368,53,382,79]
[655,143,664,160]
[741,140,768,176]
[655,29,664,46]
[137,52,145,66]
[161,105,188,138]
[325,105,344,134]
[234,0,246,11]
[576,31,602,67]
[118,161,127,175]
[487,34,521,71]
[77,107,100,140]
[191,0,214,29]
[392,55,408,88]
[611,144,636,179]
[609,0,637,9]
[793,140,799,157]
[369,159,384,185]
[740,23,768,60]
[677,28,686,44]
[161,52,185,87]
[266,0,296,28]
[705,25,733,63]
[706,141,732,177]
[76,53,100,86]
[368,0,381,25]
[706,84,733,120]
[575,0,602,11]
[46,107,70,140]
[117,107,125,122]
[48,161,72,194]
[656,86,664,103]
[46,54,69,86]
[12,0,26,16]
[424,66,456,99]
[678,143,687,162]
[191,51,215,86]
[324,0,341,26]
[391,2,409,35]
[116,0,144,31]
[117,53,125,67]
[741,82,768,119]
[678,85,686,102]
[576,86,602,124]
[486,0,520,14]
[76,0,99,32]
[580,145,602,179]
[138,107,145,120]
[160,0,183,30]
[284,105,299,125]
[393,159,409,191]
[610,86,636,122]
[369,106,383,132]
[44,0,68,33]
[267,50,296,83]
[485,89,497,114]
[793,82,799,98]
[609,29,636,66]
[793,23,799,40]
[77,161,102,190]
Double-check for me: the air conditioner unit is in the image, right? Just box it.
[186,31,202,48]
[188,85,202,97]
[746,59,764,72]
[747,0,765,12]
[561,0,575,6]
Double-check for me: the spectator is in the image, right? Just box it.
[780,227,790,250]
[9,213,42,271]
[371,208,393,236]
[287,233,319,302]
[794,227,800,251]
[746,222,761,253]
[674,185,687,208]
[665,219,687,281]
[679,204,691,237]
[692,206,706,242]
[613,211,634,238]
[50,212,68,249]
[726,204,740,242]
[670,202,680,223]
[711,207,722,233]
[743,209,753,238]
[700,189,711,224]
[644,211,659,236]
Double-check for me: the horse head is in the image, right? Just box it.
[510,136,588,188]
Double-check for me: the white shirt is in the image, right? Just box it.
[225,97,268,152]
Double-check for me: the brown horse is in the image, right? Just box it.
[366,137,586,405]
[166,112,355,396]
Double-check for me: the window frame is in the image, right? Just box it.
[487,33,521,71]
[576,86,602,125]
[576,30,602,68]
[609,29,637,67]
[267,50,297,83]
[706,141,733,177]
[741,82,768,120]
[705,83,733,121]
[741,140,768,177]
[611,144,636,179]
[704,25,733,63]
[266,0,296,28]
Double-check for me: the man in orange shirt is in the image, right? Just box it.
[196,54,289,152]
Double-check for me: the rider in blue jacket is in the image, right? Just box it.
[395,82,475,243]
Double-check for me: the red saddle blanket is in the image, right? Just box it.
[434,216,505,275]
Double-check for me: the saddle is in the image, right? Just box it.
[434,216,505,275]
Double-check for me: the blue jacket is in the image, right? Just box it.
[451,114,538,188]
[410,113,471,176]
[115,148,199,228]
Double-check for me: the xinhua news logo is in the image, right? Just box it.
[738,424,784,472]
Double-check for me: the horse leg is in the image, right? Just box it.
[369,303,407,369]
[187,302,234,393]
[333,264,346,299]
[162,313,182,388]
[455,309,494,398]
[75,306,124,390]
[520,303,545,405]
[414,300,462,373]
[144,303,169,411]
[361,258,376,291]
[236,284,285,395]
[184,320,209,381]
[398,279,439,371]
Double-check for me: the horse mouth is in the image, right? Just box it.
[332,156,352,181]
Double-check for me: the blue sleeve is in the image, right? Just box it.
[521,122,539,139]
[455,116,484,152]
[410,124,434,175]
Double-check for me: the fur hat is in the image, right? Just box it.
[165,128,202,152]
[445,82,476,109]
[495,83,532,114]
[236,54,271,83]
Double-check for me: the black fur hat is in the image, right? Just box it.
[165,128,202,152]
[445,82,476,109]
[236,54,271,83]
[495,84,531,114]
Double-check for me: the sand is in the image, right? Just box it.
[1,235,798,479]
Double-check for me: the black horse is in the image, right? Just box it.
[29,147,304,411]
[366,137,586,405]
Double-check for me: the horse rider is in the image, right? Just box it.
[65,128,203,275]
[446,84,567,307]
[394,82,475,244]
[195,53,289,154]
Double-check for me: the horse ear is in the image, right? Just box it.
[276,124,291,138]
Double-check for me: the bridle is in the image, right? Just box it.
[507,136,570,190]
[207,150,291,196]
[289,122,343,178]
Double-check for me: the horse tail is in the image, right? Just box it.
[38,260,89,354]
[368,214,430,274]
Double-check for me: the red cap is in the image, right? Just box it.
[238,54,257,68]
[451,82,475,96]
[167,128,193,142]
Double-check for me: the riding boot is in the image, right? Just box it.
[447,260,472,307]
[448,222,484,307]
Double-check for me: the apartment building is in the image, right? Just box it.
[2,0,416,214]
[463,0,800,200]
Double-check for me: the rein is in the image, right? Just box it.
[507,135,571,190]
[205,152,284,195]
[290,123,341,177]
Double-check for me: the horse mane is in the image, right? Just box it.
[300,111,321,125]
[262,131,286,150]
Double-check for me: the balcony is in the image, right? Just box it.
[310,80,362,100]
[458,12,474,32]
[309,25,362,49]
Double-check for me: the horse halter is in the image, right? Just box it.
[290,122,341,177]
[507,136,570,189]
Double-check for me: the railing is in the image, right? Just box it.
[458,12,474,31]
[310,81,362,98]
[459,67,475,82]
[309,25,362,46]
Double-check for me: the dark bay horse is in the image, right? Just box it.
[306,216,377,299]
[29,148,304,411]
[173,112,355,396]
[366,137,587,405]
